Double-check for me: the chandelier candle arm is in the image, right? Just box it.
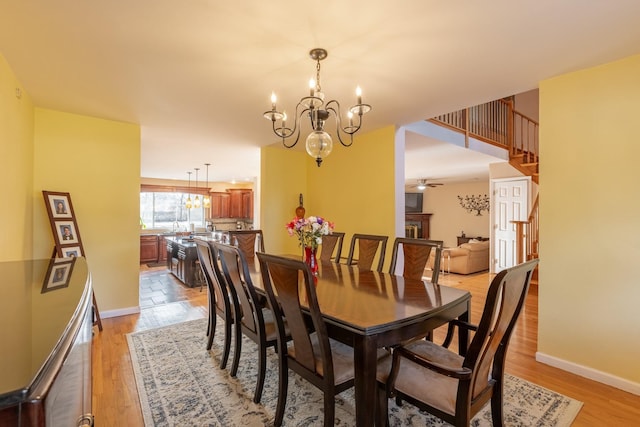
[263,48,371,167]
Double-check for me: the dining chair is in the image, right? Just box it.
[376,258,539,427]
[214,241,279,404]
[194,239,234,369]
[227,229,265,262]
[388,238,443,283]
[256,252,356,427]
[319,231,345,264]
[346,233,388,272]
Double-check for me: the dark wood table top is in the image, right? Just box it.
[248,257,470,336]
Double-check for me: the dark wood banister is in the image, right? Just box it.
[512,194,539,264]
[428,98,539,176]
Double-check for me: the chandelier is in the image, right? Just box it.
[457,194,490,216]
[263,48,371,167]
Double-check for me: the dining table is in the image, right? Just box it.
[241,254,472,427]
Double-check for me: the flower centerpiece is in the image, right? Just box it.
[286,216,334,274]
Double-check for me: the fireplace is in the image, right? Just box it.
[404,213,431,239]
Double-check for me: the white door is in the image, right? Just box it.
[491,178,529,273]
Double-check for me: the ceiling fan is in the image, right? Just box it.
[411,179,444,191]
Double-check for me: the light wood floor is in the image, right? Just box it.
[92,267,640,426]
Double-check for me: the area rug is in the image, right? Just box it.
[127,318,582,426]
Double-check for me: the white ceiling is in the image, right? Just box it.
[2,1,640,183]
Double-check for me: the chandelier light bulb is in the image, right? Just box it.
[270,92,277,108]
[309,78,315,96]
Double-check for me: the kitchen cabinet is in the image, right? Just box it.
[209,192,231,218]
[140,235,159,263]
[158,236,169,262]
[228,188,253,219]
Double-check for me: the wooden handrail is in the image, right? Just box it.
[428,98,539,163]
[512,194,539,264]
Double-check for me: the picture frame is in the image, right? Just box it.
[43,191,84,258]
[42,257,76,293]
[61,245,83,258]
[45,191,73,219]
[55,220,80,245]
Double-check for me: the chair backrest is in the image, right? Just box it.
[194,239,231,317]
[319,231,345,263]
[227,230,265,262]
[214,242,264,337]
[389,238,443,283]
[257,252,334,380]
[346,234,388,272]
[464,258,539,401]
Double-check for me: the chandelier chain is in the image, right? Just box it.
[315,59,322,93]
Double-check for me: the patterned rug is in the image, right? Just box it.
[127,318,582,426]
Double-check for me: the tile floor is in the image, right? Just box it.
[139,264,205,308]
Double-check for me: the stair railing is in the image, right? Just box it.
[512,194,539,264]
[429,98,539,163]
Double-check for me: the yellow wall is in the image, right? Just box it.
[33,109,141,313]
[261,126,397,268]
[260,145,308,255]
[0,54,34,261]
[539,54,640,387]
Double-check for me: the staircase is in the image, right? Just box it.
[428,98,539,183]
[427,97,540,267]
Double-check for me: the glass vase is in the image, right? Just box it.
[304,246,319,275]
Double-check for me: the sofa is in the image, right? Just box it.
[430,239,490,275]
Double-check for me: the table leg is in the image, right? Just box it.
[353,335,378,427]
[458,299,471,356]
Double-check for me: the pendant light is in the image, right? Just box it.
[194,168,201,208]
[185,171,192,209]
[203,163,211,208]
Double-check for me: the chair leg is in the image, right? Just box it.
[253,341,267,403]
[274,357,288,427]
[206,311,216,351]
[395,395,403,407]
[230,322,242,377]
[220,315,232,369]
[491,384,504,427]
[323,391,335,427]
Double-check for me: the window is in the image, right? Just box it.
[140,191,205,230]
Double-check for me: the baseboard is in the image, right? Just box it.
[100,306,141,319]
[536,351,640,396]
